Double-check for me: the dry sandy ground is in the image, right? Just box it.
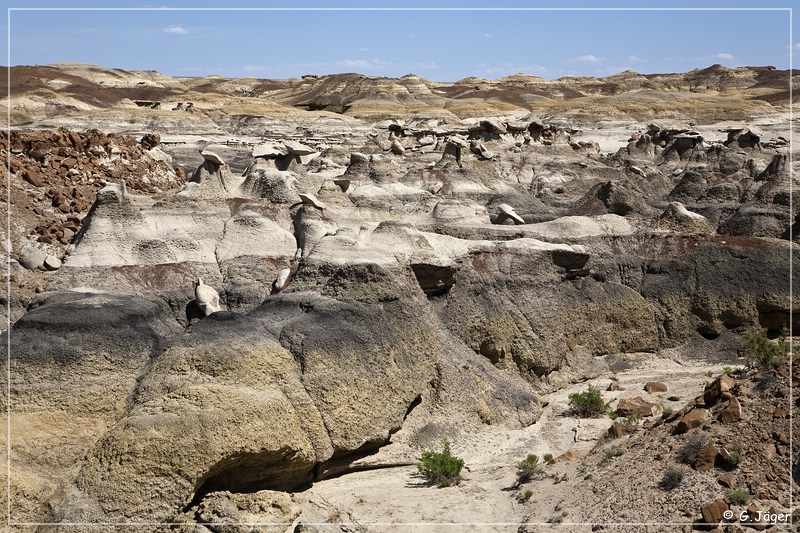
[290,353,731,532]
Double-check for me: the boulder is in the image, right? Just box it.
[23,168,45,187]
[644,382,667,393]
[716,392,742,424]
[704,374,736,407]
[616,396,662,417]
[19,245,47,270]
[675,408,709,433]
[692,442,718,471]
[700,498,729,526]
[607,422,624,439]
[140,132,161,150]
[43,255,62,271]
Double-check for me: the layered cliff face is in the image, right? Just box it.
[2,64,796,528]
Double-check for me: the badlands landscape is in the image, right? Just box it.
[1,63,798,532]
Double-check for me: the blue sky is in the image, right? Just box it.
[2,1,798,81]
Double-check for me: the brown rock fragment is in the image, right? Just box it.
[693,442,718,471]
[717,393,742,424]
[616,396,662,417]
[676,408,709,434]
[700,498,729,526]
[24,168,44,187]
[718,474,736,488]
[704,374,736,406]
[644,381,667,393]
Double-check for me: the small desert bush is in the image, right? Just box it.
[724,447,744,468]
[722,366,747,377]
[516,454,540,483]
[601,446,625,464]
[543,453,554,462]
[729,488,750,505]
[418,439,464,487]
[520,489,533,503]
[677,433,709,464]
[659,465,685,490]
[623,413,643,426]
[568,385,610,417]
[661,406,674,419]
[745,328,789,369]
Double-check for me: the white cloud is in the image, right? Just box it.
[335,58,391,70]
[241,65,267,73]
[715,52,735,60]
[359,47,369,52]
[163,25,188,34]
[483,33,492,38]
[569,54,603,64]
[628,55,645,63]
[416,62,439,71]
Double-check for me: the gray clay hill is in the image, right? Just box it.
[1,63,797,532]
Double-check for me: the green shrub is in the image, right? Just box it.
[722,366,746,376]
[568,385,610,417]
[724,447,744,468]
[543,453,554,462]
[418,439,464,487]
[516,454,540,483]
[729,488,750,505]
[623,413,643,426]
[659,465,685,490]
[521,489,533,502]
[661,406,674,419]
[745,328,789,369]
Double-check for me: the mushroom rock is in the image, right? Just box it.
[298,192,326,210]
[272,268,291,294]
[496,203,525,225]
[283,140,316,156]
[658,202,715,235]
[194,278,223,316]
[252,143,286,159]
[200,150,225,166]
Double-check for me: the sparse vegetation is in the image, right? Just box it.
[745,328,789,369]
[729,488,750,505]
[722,366,747,376]
[602,446,625,463]
[677,433,709,464]
[543,453,554,462]
[568,384,610,417]
[516,454,541,483]
[723,447,744,468]
[418,439,464,487]
[659,465,685,490]
[551,472,569,484]
[623,413,642,426]
[661,406,674,419]
[520,489,533,503]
